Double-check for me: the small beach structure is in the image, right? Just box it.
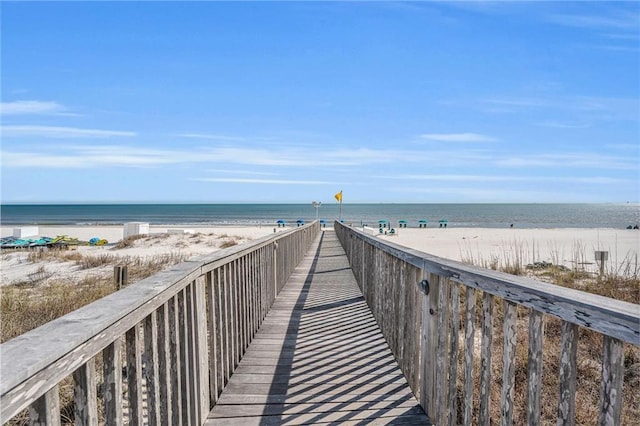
[418,219,428,228]
[319,219,327,228]
[12,226,39,238]
[276,219,286,227]
[439,219,448,228]
[123,222,149,238]
[378,219,388,229]
[296,219,305,227]
[398,220,408,228]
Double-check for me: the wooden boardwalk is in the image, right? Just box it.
[206,230,430,425]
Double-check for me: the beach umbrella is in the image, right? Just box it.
[296,219,304,224]
[319,219,326,224]
[378,219,388,223]
[276,220,285,224]
[439,219,448,223]
[398,220,407,223]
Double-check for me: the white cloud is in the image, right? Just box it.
[177,133,247,142]
[495,153,636,170]
[419,133,498,142]
[1,125,136,138]
[385,174,628,184]
[192,178,333,185]
[0,100,72,115]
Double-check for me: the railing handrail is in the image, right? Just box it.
[335,222,639,345]
[0,222,316,398]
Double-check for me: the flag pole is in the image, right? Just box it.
[339,195,342,221]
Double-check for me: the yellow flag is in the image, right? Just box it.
[334,191,343,203]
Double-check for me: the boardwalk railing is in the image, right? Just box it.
[0,221,319,425]
[335,221,640,425]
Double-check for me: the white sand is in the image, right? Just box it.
[371,226,639,274]
[0,225,283,287]
[2,224,638,286]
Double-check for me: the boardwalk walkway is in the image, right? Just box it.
[206,230,429,425]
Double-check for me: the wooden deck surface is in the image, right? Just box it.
[206,230,430,425]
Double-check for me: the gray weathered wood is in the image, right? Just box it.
[463,287,477,426]
[599,336,624,426]
[177,289,191,426]
[447,282,460,426]
[156,303,172,422]
[168,295,182,425]
[195,276,210,421]
[557,321,578,426]
[28,386,60,426]
[144,311,160,426]
[420,272,440,419]
[436,277,450,424]
[501,300,517,426]
[479,291,494,426]
[333,222,639,345]
[73,358,98,425]
[102,339,123,425]
[126,325,143,426]
[1,222,320,424]
[527,309,544,426]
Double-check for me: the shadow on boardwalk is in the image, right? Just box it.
[207,230,429,425]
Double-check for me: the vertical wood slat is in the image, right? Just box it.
[501,300,518,426]
[103,339,123,425]
[156,303,172,422]
[73,359,98,424]
[195,276,211,421]
[447,283,461,426]
[144,312,160,426]
[126,325,143,426]
[436,277,450,424]
[178,289,191,426]
[186,284,198,424]
[207,270,219,404]
[527,309,544,426]
[479,292,494,426]
[224,263,233,383]
[169,296,182,425]
[28,386,60,426]
[215,267,226,393]
[420,272,440,418]
[599,336,624,426]
[557,321,579,426]
[463,288,477,426]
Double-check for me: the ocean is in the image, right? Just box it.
[1,203,638,229]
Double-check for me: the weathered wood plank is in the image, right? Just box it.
[557,321,578,426]
[144,311,160,426]
[168,295,182,425]
[501,300,517,426]
[447,282,460,426]
[463,287,477,426]
[527,309,544,426]
[436,277,450,424]
[102,339,123,425]
[28,386,60,426]
[73,358,98,425]
[599,336,624,426]
[479,291,494,426]
[156,303,172,422]
[126,325,143,426]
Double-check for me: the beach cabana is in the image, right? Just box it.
[296,219,305,227]
[276,219,285,228]
[378,219,388,229]
[418,220,428,228]
[439,219,448,228]
[398,220,408,228]
[319,219,327,228]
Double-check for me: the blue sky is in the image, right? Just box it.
[1,1,638,203]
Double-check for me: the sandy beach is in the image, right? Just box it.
[1,223,638,287]
[372,226,639,275]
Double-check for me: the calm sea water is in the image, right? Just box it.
[1,204,638,229]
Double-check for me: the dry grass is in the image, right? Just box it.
[456,246,640,425]
[1,251,188,343]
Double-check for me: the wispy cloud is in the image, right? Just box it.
[535,121,590,129]
[1,145,407,169]
[495,153,636,170]
[548,11,639,30]
[1,125,136,138]
[0,100,76,116]
[192,178,333,185]
[385,174,628,185]
[177,133,247,142]
[206,169,277,176]
[419,133,498,142]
